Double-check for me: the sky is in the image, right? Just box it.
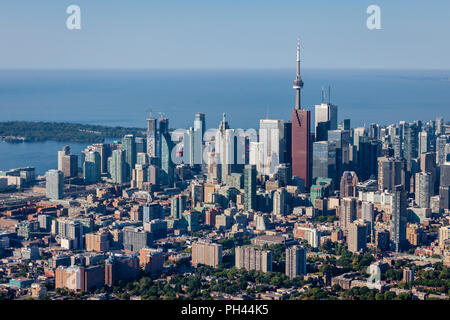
[0,0,449,70]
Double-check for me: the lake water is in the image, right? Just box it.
[0,140,88,175]
[0,69,450,174]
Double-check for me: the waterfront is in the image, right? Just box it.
[0,140,88,175]
[1,69,450,174]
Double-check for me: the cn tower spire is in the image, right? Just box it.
[293,36,304,109]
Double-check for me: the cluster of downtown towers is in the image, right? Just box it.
[49,41,450,254]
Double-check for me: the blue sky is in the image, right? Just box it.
[1,0,449,70]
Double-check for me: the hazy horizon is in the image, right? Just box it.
[2,67,450,71]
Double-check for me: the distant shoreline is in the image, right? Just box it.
[0,121,145,144]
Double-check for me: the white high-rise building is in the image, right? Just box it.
[314,102,338,135]
[353,127,366,147]
[339,197,357,233]
[361,201,374,241]
[249,142,264,174]
[46,169,64,200]
[415,172,433,208]
[273,188,288,217]
[361,201,374,223]
[259,119,285,176]
[216,127,246,179]
[418,131,429,154]
[194,112,206,138]
[295,226,321,248]
[146,117,157,158]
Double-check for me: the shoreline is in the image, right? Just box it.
[0,121,145,144]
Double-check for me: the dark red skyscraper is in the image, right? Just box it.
[291,38,311,189]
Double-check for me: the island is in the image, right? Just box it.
[0,121,145,143]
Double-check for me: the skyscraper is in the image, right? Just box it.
[135,137,146,154]
[347,221,367,253]
[183,127,196,167]
[391,185,408,252]
[377,157,405,192]
[404,123,419,172]
[183,114,205,169]
[328,129,351,178]
[61,154,78,178]
[275,163,292,187]
[415,172,432,208]
[315,120,330,142]
[259,119,286,175]
[46,169,64,200]
[340,171,358,198]
[57,146,71,172]
[339,197,357,233]
[146,117,157,158]
[418,130,430,154]
[58,145,77,178]
[291,37,311,189]
[91,143,110,175]
[171,195,187,219]
[111,149,126,184]
[436,117,444,136]
[357,138,380,181]
[249,141,265,174]
[285,245,306,279]
[312,141,336,184]
[420,152,437,191]
[436,135,449,165]
[221,129,246,178]
[159,118,175,186]
[273,188,288,217]
[83,151,101,184]
[131,164,148,189]
[393,135,403,159]
[194,112,206,139]
[283,121,292,165]
[122,134,136,181]
[361,201,374,241]
[244,164,257,211]
[314,100,338,136]
[439,163,450,210]
[338,119,351,131]
[216,113,230,181]
[137,152,148,165]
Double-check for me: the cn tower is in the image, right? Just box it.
[293,37,304,109]
[291,37,311,190]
